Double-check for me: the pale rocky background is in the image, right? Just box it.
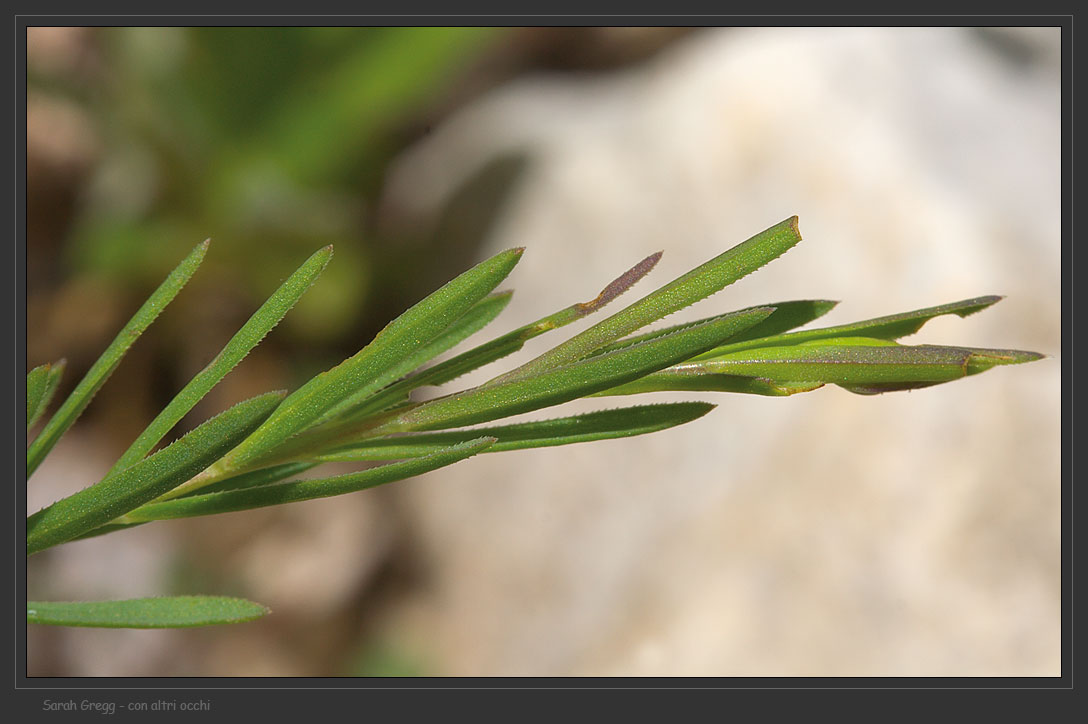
[27,26,1061,677]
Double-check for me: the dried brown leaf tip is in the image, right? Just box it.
[576,251,663,316]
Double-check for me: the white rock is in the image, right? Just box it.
[381,27,1061,676]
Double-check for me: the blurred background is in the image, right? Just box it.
[26,26,1061,677]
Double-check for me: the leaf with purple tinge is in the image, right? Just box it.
[402,248,666,390]
[491,216,803,385]
[622,337,1042,396]
[304,248,668,440]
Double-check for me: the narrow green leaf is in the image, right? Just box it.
[26,364,51,429]
[386,291,514,383]
[177,461,320,496]
[317,290,514,425]
[828,344,1046,395]
[962,346,1046,373]
[691,295,1004,361]
[106,246,334,477]
[150,461,323,505]
[211,248,523,476]
[490,217,802,386]
[27,391,284,555]
[596,372,826,397]
[315,251,663,431]
[33,360,67,432]
[27,596,268,628]
[66,522,144,543]
[711,299,840,345]
[343,249,666,407]
[317,402,716,461]
[121,437,496,523]
[66,458,317,541]
[589,300,839,358]
[27,240,210,477]
[677,337,1044,388]
[379,307,774,432]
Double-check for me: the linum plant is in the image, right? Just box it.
[26,216,1042,628]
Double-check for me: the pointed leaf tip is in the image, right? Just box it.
[577,250,663,316]
[211,248,522,473]
[27,240,212,477]
[953,295,1003,317]
[965,347,1046,374]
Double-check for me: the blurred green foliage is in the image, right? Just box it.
[346,637,427,677]
[42,27,503,342]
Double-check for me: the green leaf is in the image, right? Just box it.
[317,290,514,424]
[26,364,49,429]
[378,307,774,432]
[107,245,333,476]
[68,460,319,538]
[27,391,284,555]
[65,522,145,543]
[490,216,802,386]
[691,295,1003,361]
[596,372,825,397]
[318,251,664,433]
[317,402,716,461]
[27,240,210,477]
[384,250,665,394]
[590,300,839,358]
[27,361,66,431]
[678,337,1044,389]
[150,461,325,506]
[711,299,841,345]
[63,460,318,542]
[209,248,523,477]
[121,437,496,523]
[178,461,320,496]
[27,596,269,628]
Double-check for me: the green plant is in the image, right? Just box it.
[26,216,1042,628]
[40,27,506,344]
